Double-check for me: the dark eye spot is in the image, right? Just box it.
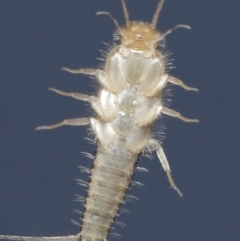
[136,34,143,41]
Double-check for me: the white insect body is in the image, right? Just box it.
[0,1,198,241]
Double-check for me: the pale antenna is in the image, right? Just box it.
[121,0,130,26]
[151,0,165,28]
[96,11,123,35]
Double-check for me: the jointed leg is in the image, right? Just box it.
[48,88,102,117]
[35,118,90,130]
[62,67,109,89]
[167,76,198,92]
[153,74,198,95]
[62,67,97,75]
[161,107,199,123]
[49,87,91,102]
[156,145,183,197]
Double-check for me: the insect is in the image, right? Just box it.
[0,0,198,241]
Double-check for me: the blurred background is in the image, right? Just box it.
[0,0,239,241]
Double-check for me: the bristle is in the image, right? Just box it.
[136,166,149,173]
[131,181,144,187]
[78,166,91,174]
[72,209,84,215]
[80,152,94,159]
[125,194,139,202]
[76,179,89,188]
[118,208,131,214]
[114,221,126,228]
[71,220,81,227]
[74,195,86,202]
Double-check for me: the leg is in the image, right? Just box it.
[62,67,109,89]
[62,67,97,75]
[167,76,198,92]
[48,88,103,117]
[35,118,90,130]
[48,87,90,101]
[156,145,183,197]
[161,107,199,123]
[152,74,198,96]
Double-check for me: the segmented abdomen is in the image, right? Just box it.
[80,141,138,241]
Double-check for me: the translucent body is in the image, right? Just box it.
[78,47,163,240]
[0,1,198,241]
[75,27,198,240]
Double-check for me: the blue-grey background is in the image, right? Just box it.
[0,0,239,241]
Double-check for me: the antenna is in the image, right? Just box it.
[121,0,130,26]
[96,11,123,35]
[151,0,165,29]
[161,24,191,39]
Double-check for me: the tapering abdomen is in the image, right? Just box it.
[80,138,139,241]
